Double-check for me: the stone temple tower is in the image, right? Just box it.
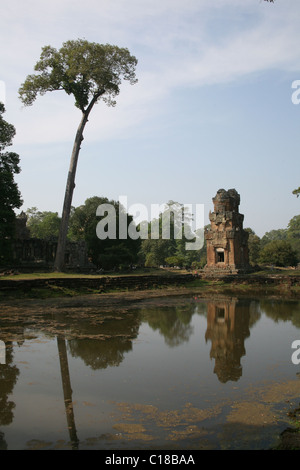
[204,189,250,274]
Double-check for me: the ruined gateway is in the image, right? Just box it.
[205,189,251,274]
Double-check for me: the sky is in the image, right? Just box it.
[1,0,300,237]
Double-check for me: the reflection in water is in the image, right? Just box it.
[259,299,300,327]
[0,342,20,450]
[0,295,299,449]
[0,305,142,449]
[67,313,140,369]
[140,305,195,347]
[57,336,79,450]
[205,299,251,383]
[139,298,261,383]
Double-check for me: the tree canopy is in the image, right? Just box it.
[245,228,261,265]
[19,39,138,112]
[259,240,298,267]
[0,103,22,262]
[139,202,204,268]
[26,207,61,239]
[68,196,140,270]
[293,187,300,198]
[245,215,300,268]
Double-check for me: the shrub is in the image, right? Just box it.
[259,240,298,267]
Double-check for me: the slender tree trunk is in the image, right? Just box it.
[54,94,101,271]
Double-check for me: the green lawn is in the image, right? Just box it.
[1,266,300,281]
[0,267,191,281]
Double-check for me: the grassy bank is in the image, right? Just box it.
[1,267,300,300]
[0,267,180,280]
[0,268,194,300]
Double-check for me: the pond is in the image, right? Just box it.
[0,293,300,450]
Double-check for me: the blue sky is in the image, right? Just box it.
[1,0,300,237]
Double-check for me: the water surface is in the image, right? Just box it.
[0,294,300,450]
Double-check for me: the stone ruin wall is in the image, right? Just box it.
[6,212,93,271]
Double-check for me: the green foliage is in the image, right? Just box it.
[139,202,204,268]
[0,103,22,263]
[247,216,300,267]
[142,238,176,267]
[287,215,300,239]
[26,207,61,239]
[144,252,158,268]
[69,196,140,270]
[259,240,298,267]
[261,228,287,247]
[19,39,138,112]
[286,215,300,261]
[139,202,180,267]
[292,187,300,198]
[165,255,186,268]
[245,228,261,265]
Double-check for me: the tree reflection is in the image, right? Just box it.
[259,299,300,327]
[67,313,141,369]
[0,341,20,449]
[141,305,195,347]
[57,336,79,450]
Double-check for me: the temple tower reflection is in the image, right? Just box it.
[205,298,251,383]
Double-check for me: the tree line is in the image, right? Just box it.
[22,198,205,271]
[246,222,300,268]
[14,199,300,271]
[1,101,299,271]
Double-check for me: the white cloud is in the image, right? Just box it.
[3,0,300,148]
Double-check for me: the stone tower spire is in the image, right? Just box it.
[204,189,250,274]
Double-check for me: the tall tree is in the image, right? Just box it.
[19,39,138,271]
[0,103,22,263]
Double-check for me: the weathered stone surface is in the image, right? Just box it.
[204,189,250,274]
[9,213,94,271]
[9,238,93,271]
[15,211,30,239]
[0,273,195,292]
